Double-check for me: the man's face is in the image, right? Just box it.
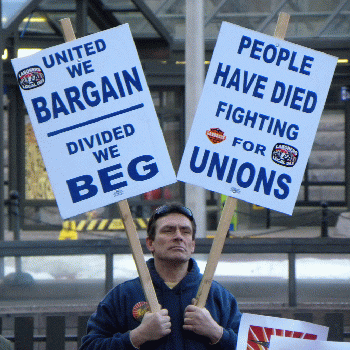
[146,213,195,264]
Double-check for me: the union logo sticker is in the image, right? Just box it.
[271,143,299,167]
[17,65,45,90]
[132,301,150,322]
[206,128,226,144]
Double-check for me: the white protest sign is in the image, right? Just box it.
[270,335,350,350]
[12,24,176,219]
[236,313,328,350]
[177,22,337,215]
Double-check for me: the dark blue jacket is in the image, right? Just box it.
[80,258,241,349]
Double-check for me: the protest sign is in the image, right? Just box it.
[270,335,349,350]
[11,23,176,219]
[194,13,292,308]
[177,20,337,215]
[237,313,329,350]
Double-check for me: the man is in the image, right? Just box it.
[80,202,241,349]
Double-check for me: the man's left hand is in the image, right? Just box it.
[183,299,223,344]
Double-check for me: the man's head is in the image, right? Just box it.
[147,202,196,241]
[146,203,196,264]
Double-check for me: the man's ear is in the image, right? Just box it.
[191,239,195,254]
[146,237,155,253]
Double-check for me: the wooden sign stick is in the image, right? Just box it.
[118,199,161,312]
[59,18,160,313]
[194,12,290,309]
[195,196,237,308]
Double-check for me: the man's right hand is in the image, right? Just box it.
[130,309,171,348]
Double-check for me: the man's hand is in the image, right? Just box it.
[183,299,223,344]
[130,309,171,348]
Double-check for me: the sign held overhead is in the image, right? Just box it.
[12,24,176,219]
[178,21,338,215]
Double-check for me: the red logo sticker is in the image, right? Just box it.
[17,66,45,90]
[132,301,150,322]
[206,128,226,144]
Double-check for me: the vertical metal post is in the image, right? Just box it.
[0,2,5,278]
[76,0,88,38]
[105,253,114,294]
[185,0,206,237]
[288,252,297,307]
[321,202,328,237]
[9,191,22,273]
[266,209,271,229]
[344,89,350,209]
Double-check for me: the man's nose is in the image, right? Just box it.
[173,227,183,240]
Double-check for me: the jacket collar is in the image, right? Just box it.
[146,257,201,291]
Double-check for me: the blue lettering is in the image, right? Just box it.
[190,146,210,173]
[82,81,101,107]
[95,39,106,52]
[271,81,285,103]
[55,51,68,65]
[287,124,299,140]
[213,63,231,86]
[123,67,143,95]
[300,55,314,76]
[207,152,229,180]
[254,167,276,195]
[101,76,119,102]
[263,44,277,63]
[114,73,126,97]
[84,42,96,56]
[52,91,70,119]
[109,145,120,158]
[42,54,55,68]
[128,155,159,181]
[124,124,135,137]
[67,175,98,203]
[101,131,113,143]
[92,148,109,163]
[276,48,290,66]
[237,35,251,54]
[64,86,86,112]
[302,91,317,113]
[288,51,299,72]
[274,174,291,199]
[216,101,227,117]
[98,163,127,192]
[250,39,264,60]
[83,60,94,74]
[66,63,84,78]
[236,162,255,188]
[252,75,267,99]
[290,87,305,111]
[72,45,83,58]
[225,68,240,90]
[32,97,51,123]
[66,142,78,155]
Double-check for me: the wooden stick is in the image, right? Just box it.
[118,200,160,312]
[59,18,77,42]
[195,12,291,309]
[195,196,237,308]
[59,18,160,313]
[274,12,290,40]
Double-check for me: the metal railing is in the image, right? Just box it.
[1,237,350,307]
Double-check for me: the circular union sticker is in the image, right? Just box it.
[132,301,150,322]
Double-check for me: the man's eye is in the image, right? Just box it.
[162,229,173,233]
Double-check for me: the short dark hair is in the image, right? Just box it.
[147,202,196,241]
